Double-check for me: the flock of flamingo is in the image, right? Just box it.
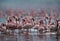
[0,8,60,35]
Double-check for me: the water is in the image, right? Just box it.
[0,0,58,10]
[0,32,60,41]
[0,18,7,24]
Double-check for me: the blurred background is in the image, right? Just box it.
[0,0,60,10]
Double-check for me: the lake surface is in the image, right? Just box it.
[0,31,60,41]
[0,18,7,24]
